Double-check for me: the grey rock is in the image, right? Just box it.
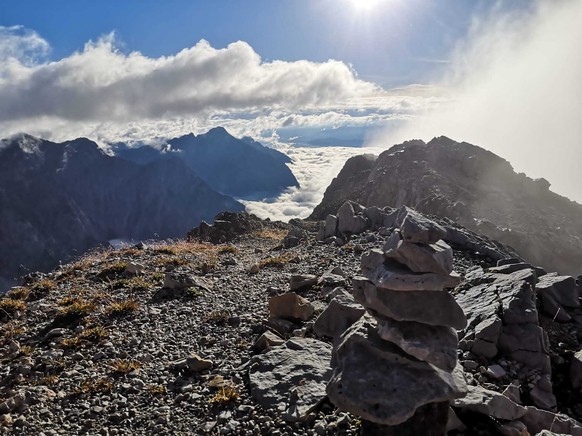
[395,206,446,244]
[368,260,461,291]
[375,315,458,371]
[337,202,369,235]
[570,350,582,390]
[249,338,332,422]
[353,277,467,329]
[384,231,454,275]
[488,263,533,274]
[254,331,285,352]
[452,385,527,420]
[521,406,582,436]
[268,293,315,321]
[313,291,365,341]
[486,364,506,379]
[327,318,466,425]
[186,354,213,372]
[537,273,580,308]
[324,215,338,239]
[289,274,318,292]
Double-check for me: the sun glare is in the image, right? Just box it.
[349,0,385,12]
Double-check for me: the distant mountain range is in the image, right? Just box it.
[113,127,298,198]
[0,128,297,290]
[311,136,582,276]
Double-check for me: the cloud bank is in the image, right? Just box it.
[379,1,582,203]
[0,31,377,122]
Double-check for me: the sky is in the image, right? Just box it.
[0,0,581,208]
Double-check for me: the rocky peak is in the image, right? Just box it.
[312,136,582,275]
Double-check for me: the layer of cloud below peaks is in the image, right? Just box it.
[376,1,582,203]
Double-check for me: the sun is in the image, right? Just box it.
[349,0,385,12]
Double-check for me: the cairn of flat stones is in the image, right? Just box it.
[327,207,468,435]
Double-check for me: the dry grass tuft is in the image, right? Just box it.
[204,309,231,325]
[147,384,167,395]
[253,228,288,241]
[74,378,114,395]
[54,299,96,325]
[107,299,140,316]
[7,287,30,301]
[209,384,240,404]
[36,375,58,386]
[258,253,298,268]
[218,245,239,254]
[0,299,26,320]
[111,359,141,374]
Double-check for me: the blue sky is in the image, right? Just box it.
[0,0,529,87]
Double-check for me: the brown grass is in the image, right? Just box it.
[0,299,26,320]
[54,299,96,325]
[7,287,30,301]
[253,228,288,240]
[203,309,231,325]
[258,253,298,268]
[111,359,141,374]
[106,299,140,316]
[73,378,114,395]
[209,384,240,404]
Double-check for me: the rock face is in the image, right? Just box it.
[327,206,467,430]
[249,338,332,422]
[115,127,299,198]
[310,136,582,276]
[456,262,558,411]
[0,134,244,291]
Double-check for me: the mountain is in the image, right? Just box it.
[114,127,299,199]
[311,136,582,275]
[1,209,581,434]
[0,134,243,290]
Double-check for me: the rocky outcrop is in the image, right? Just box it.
[187,211,264,243]
[327,207,467,432]
[0,134,244,291]
[456,260,558,411]
[310,136,582,276]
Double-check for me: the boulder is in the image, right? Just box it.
[324,215,338,239]
[537,274,580,308]
[327,318,466,426]
[337,201,369,235]
[353,278,467,329]
[313,291,365,341]
[268,293,315,321]
[395,206,446,244]
[452,385,527,421]
[249,338,332,421]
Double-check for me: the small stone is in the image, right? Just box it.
[186,354,213,372]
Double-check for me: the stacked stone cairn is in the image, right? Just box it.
[327,207,468,435]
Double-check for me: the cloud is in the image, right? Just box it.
[242,145,385,221]
[0,25,50,65]
[0,32,379,124]
[377,1,582,203]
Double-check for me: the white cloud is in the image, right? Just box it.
[0,33,379,123]
[0,25,50,65]
[242,145,385,221]
[378,1,582,203]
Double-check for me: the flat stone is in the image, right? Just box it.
[384,231,454,275]
[186,354,213,372]
[327,318,466,426]
[488,263,533,274]
[486,364,507,379]
[452,385,527,421]
[353,277,467,329]
[395,206,446,244]
[375,315,459,371]
[367,260,461,291]
[269,293,315,321]
[249,338,332,422]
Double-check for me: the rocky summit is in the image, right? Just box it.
[310,136,582,276]
[1,204,582,435]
